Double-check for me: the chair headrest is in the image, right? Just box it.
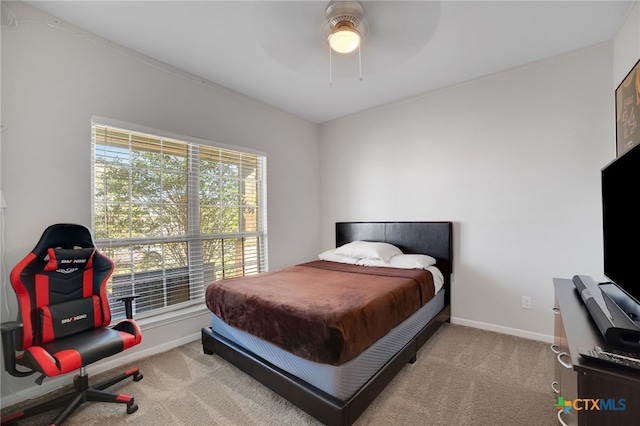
[31,224,96,258]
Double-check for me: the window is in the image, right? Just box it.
[91,118,267,320]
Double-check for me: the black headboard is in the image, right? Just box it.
[335,221,453,277]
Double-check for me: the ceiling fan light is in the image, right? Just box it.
[328,26,361,54]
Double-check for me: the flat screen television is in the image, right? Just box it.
[602,142,640,306]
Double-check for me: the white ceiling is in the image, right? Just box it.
[26,1,634,124]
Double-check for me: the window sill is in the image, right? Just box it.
[131,304,210,331]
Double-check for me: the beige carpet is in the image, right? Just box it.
[2,324,558,425]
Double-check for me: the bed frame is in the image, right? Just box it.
[201,221,452,425]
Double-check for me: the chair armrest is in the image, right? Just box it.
[1,321,35,378]
[0,321,22,333]
[117,295,139,319]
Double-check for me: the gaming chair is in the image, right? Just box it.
[1,223,143,425]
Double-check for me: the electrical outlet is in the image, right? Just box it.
[522,296,532,309]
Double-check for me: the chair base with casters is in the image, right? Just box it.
[1,366,143,425]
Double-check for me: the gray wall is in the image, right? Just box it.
[613,1,640,86]
[317,0,638,340]
[0,2,320,402]
[319,43,614,340]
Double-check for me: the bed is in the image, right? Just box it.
[201,221,452,425]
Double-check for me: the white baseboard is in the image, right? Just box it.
[1,332,201,408]
[450,316,554,343]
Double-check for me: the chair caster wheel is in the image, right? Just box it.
[127,402,139,414]
[133,372,143,382]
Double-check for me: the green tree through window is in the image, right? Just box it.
[91,121,267,319]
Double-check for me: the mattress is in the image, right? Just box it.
[211,271,445,400]
[207,261,440,365]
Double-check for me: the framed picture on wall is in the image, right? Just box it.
[616,59,640,156]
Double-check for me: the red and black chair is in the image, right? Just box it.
[1,223,143,425]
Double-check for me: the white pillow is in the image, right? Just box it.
[388,254,437,269]
[355,254,437,269]
[335,241,402,263]
[355,258,387,267]
[318,248,360,265]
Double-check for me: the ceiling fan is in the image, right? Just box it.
[252,1,440,83]
[323,0,368,83]
[324,0,368,54]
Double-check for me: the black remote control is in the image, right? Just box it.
[578,346,640,372]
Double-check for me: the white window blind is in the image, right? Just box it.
[91,119,268,320]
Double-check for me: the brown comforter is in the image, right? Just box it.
[205,260,436,365]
